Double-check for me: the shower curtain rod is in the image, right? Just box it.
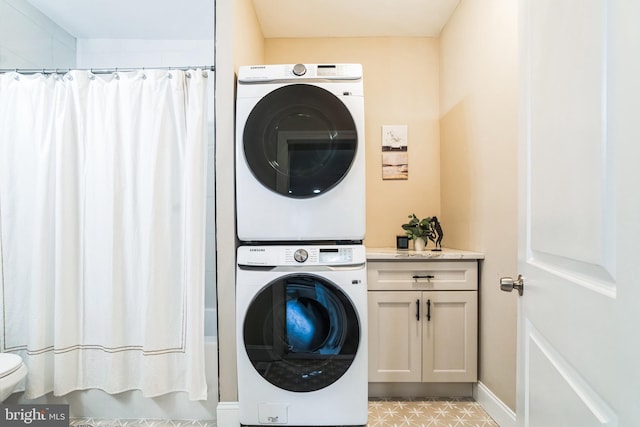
[0,65,215,75]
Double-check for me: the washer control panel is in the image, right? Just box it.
[285,247,354,264]
[238,245,365,267]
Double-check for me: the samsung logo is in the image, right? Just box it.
[249,248,266,252]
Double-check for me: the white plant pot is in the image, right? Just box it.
[413,238,426,252]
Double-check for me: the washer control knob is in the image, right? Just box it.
[292,63,307,76]
[293,248,309,263]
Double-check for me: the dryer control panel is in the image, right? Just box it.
[238,63,363,83]
[237,245,366,267]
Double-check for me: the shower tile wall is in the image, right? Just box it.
[76,39,214,71]
[0,0,75,68]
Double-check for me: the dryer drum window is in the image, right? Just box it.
[243,274,361,392]
[243,84,358,198]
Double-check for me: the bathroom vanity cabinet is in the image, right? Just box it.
[366,249,483,384]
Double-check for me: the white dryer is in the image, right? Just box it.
[236,63,365,242]
[236,245,368,426]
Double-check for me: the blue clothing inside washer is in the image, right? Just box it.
[285,282,346,355]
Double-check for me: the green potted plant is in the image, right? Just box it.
[401,214,435,251]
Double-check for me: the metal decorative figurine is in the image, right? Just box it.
[430,216,443,251]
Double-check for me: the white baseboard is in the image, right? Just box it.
[473,382,517,427]
[216,402,240,427]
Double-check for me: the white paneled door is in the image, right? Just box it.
[516,0,640,426]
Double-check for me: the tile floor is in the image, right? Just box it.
[69,398,499,427]
[69,420,215,427]
[367,398,499,427]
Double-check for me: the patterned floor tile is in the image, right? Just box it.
[368,398,499,427]
[69,398,499,427]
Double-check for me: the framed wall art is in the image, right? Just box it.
[381,125,408,180]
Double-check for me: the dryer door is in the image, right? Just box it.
[243,84,358,198]
[243,273,360,392]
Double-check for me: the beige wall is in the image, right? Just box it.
[440,0,518,410]
[233,0,265,68]
[217,0,265,403]
[265,38,441,248]
[215,0,236,404]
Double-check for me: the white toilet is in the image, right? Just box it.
[0,353,27,401]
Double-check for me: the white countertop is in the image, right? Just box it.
[366,247,484,260]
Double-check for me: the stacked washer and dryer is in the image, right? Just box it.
[235,64,368,426]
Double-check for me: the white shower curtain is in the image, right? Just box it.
[0,69,208,400]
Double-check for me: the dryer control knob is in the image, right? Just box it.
[293,249,309,263]
[292,63,307,76]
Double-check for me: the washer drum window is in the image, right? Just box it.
[242,274,360,392]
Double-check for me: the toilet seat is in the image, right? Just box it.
[0,354,24,379]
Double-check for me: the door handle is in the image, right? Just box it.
[500,274,525,296]
[416,299,420,321]
[426,299,431,321]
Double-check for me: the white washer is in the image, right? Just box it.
[236,64,366,242]
[236,245,368,426]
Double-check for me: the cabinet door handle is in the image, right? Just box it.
[413,275,435,281]
[426,299,431,321]
[416,299,420,321]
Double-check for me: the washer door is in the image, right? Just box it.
[243,274,360,392]
[243,84,358,198]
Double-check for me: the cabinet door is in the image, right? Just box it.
[422,291,478,382]
[368,291,422,382]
